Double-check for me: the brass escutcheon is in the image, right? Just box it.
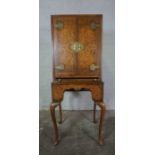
[70,42,84,53]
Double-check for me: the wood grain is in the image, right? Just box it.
[50,15,105,145]
[51,15,102,79]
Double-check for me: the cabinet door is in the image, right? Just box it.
[52,16,77,78]
[77,15,102,78]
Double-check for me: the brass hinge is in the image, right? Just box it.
[90,64,99,71]
[90,22,100,30]
[55,64,64,71]
[55,20,64,30]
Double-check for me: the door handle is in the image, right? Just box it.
[90,64,99,71]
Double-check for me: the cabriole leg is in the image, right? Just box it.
[95,102,106,145]
[50,103,59,145]
[93,103,96,123]
[58,103,62,124]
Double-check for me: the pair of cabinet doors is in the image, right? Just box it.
[51,15,102,79]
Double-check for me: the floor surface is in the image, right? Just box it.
[39,110,115,155]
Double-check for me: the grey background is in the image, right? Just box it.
[39,0,115,110]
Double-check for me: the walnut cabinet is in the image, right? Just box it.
[50,15,106,145]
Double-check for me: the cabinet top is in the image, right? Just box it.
[51,14,102,17]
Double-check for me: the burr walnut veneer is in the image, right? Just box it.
[50,15,106,145]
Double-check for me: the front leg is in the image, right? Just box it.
[50,103,59,145]
[58,103,62,124]
[95,102,106,145]
[93,103,96,123]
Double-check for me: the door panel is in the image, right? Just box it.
[52,16,77,78]
[52,15,102,79]
[77,15,102,78]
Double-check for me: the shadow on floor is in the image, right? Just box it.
[39,110,115,155]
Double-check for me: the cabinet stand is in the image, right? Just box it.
[50,80,106,145]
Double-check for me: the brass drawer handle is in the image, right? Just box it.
[55,64,64,71]
[90,64,99,71]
